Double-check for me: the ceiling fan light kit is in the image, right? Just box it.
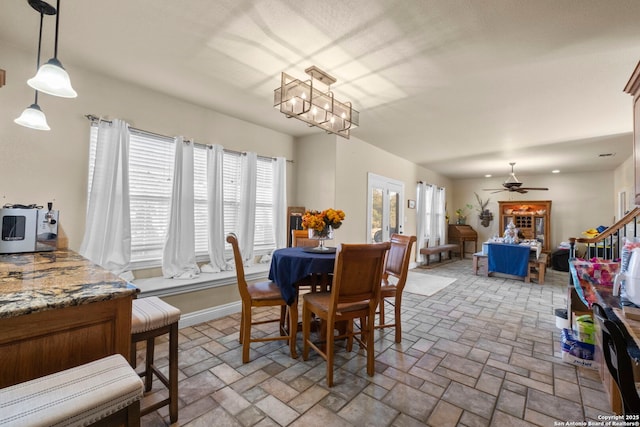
[483,162,549,194]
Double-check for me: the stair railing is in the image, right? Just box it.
[569,207,640,261]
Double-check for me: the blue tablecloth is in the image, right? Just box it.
[268,247,336,305]
[487,243,531,277]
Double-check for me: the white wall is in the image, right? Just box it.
[614,155,635,218]
[293,134,453,264]
[0,42,296,251]
[453,171,616,248]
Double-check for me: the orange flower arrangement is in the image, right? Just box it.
[302,208,345,233]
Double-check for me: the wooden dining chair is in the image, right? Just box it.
[593,303,640,415]
[291,229,316,248]
[376,234,417,343]
[227,233,297,363]
[302,242,390,386]
[291,229,331,292]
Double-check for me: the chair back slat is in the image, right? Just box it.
[226,233,250,301]
[383,234,417,289]
[291,229,317,248]
[330,242,390,307]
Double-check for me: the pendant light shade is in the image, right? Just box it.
[15,0,56,131]
[28,0,76,98]
[28,57,76,98]
[14,103,51,131]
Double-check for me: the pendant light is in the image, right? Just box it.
[15,0,57,131]
[27,0,77,98]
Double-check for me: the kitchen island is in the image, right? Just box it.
[0,249,138,387]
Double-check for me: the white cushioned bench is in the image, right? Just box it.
[0,354,144,427]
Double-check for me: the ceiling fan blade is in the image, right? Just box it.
[519,187,549,191]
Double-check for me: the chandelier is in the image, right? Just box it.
[274,66,359,139]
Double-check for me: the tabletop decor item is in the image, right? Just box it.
[455,204,473,225]
[302,208,345,251]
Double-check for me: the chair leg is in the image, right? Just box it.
[239,306,244,345]
[394,294,402,343]
[242,302,252,364]
[130,341,137,369]
[289,300,298,359]
[346,320,354,352]
[279,305,287,336]
[144,337,154,392]
[169,322,178,423]
[379,297,386,326]
[326,320,335,387]
[366,314,375,377]
[302,303,311,360]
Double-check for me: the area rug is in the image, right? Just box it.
[403,270,457,297]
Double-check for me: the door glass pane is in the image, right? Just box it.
[535,217,545,244]
[389,189,399,236]
[371,187,383,242]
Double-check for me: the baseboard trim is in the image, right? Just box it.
[178,301,242,328]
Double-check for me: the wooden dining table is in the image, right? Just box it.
[268,247,336,304]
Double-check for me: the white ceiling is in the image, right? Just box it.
[2,0,640,180]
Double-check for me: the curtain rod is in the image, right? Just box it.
[85,114,292,163]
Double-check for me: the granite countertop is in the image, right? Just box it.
[0,249,138,319]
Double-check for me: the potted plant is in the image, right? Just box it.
[455,204,473,225]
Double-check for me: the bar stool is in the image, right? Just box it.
[130,296,181,423]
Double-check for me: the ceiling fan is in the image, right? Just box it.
[484,162,549,194]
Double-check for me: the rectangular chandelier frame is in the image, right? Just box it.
[274,66,359,139]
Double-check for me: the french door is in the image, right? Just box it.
[367,173,404,243]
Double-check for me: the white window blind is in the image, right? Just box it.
[88,124,277,268]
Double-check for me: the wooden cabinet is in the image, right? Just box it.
[624,60,640,206]
[498,200,552,252]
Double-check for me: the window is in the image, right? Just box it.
[88,124,276,268]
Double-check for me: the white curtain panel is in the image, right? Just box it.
[162,137,200,279]
[273,157,287,249]
[415,182,428,263]
[238,152,257,264]
[79,119,131,275]
[202,144,229,272]
[425,184,437,244]
[436,187,447,244]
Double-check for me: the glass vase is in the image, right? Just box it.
[308,225,334,251]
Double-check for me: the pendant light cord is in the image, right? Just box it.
[34,9,44,105]
[53,0,60,58]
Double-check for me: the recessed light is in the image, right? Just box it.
[552,170,560,174]
[485,174,492,178]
